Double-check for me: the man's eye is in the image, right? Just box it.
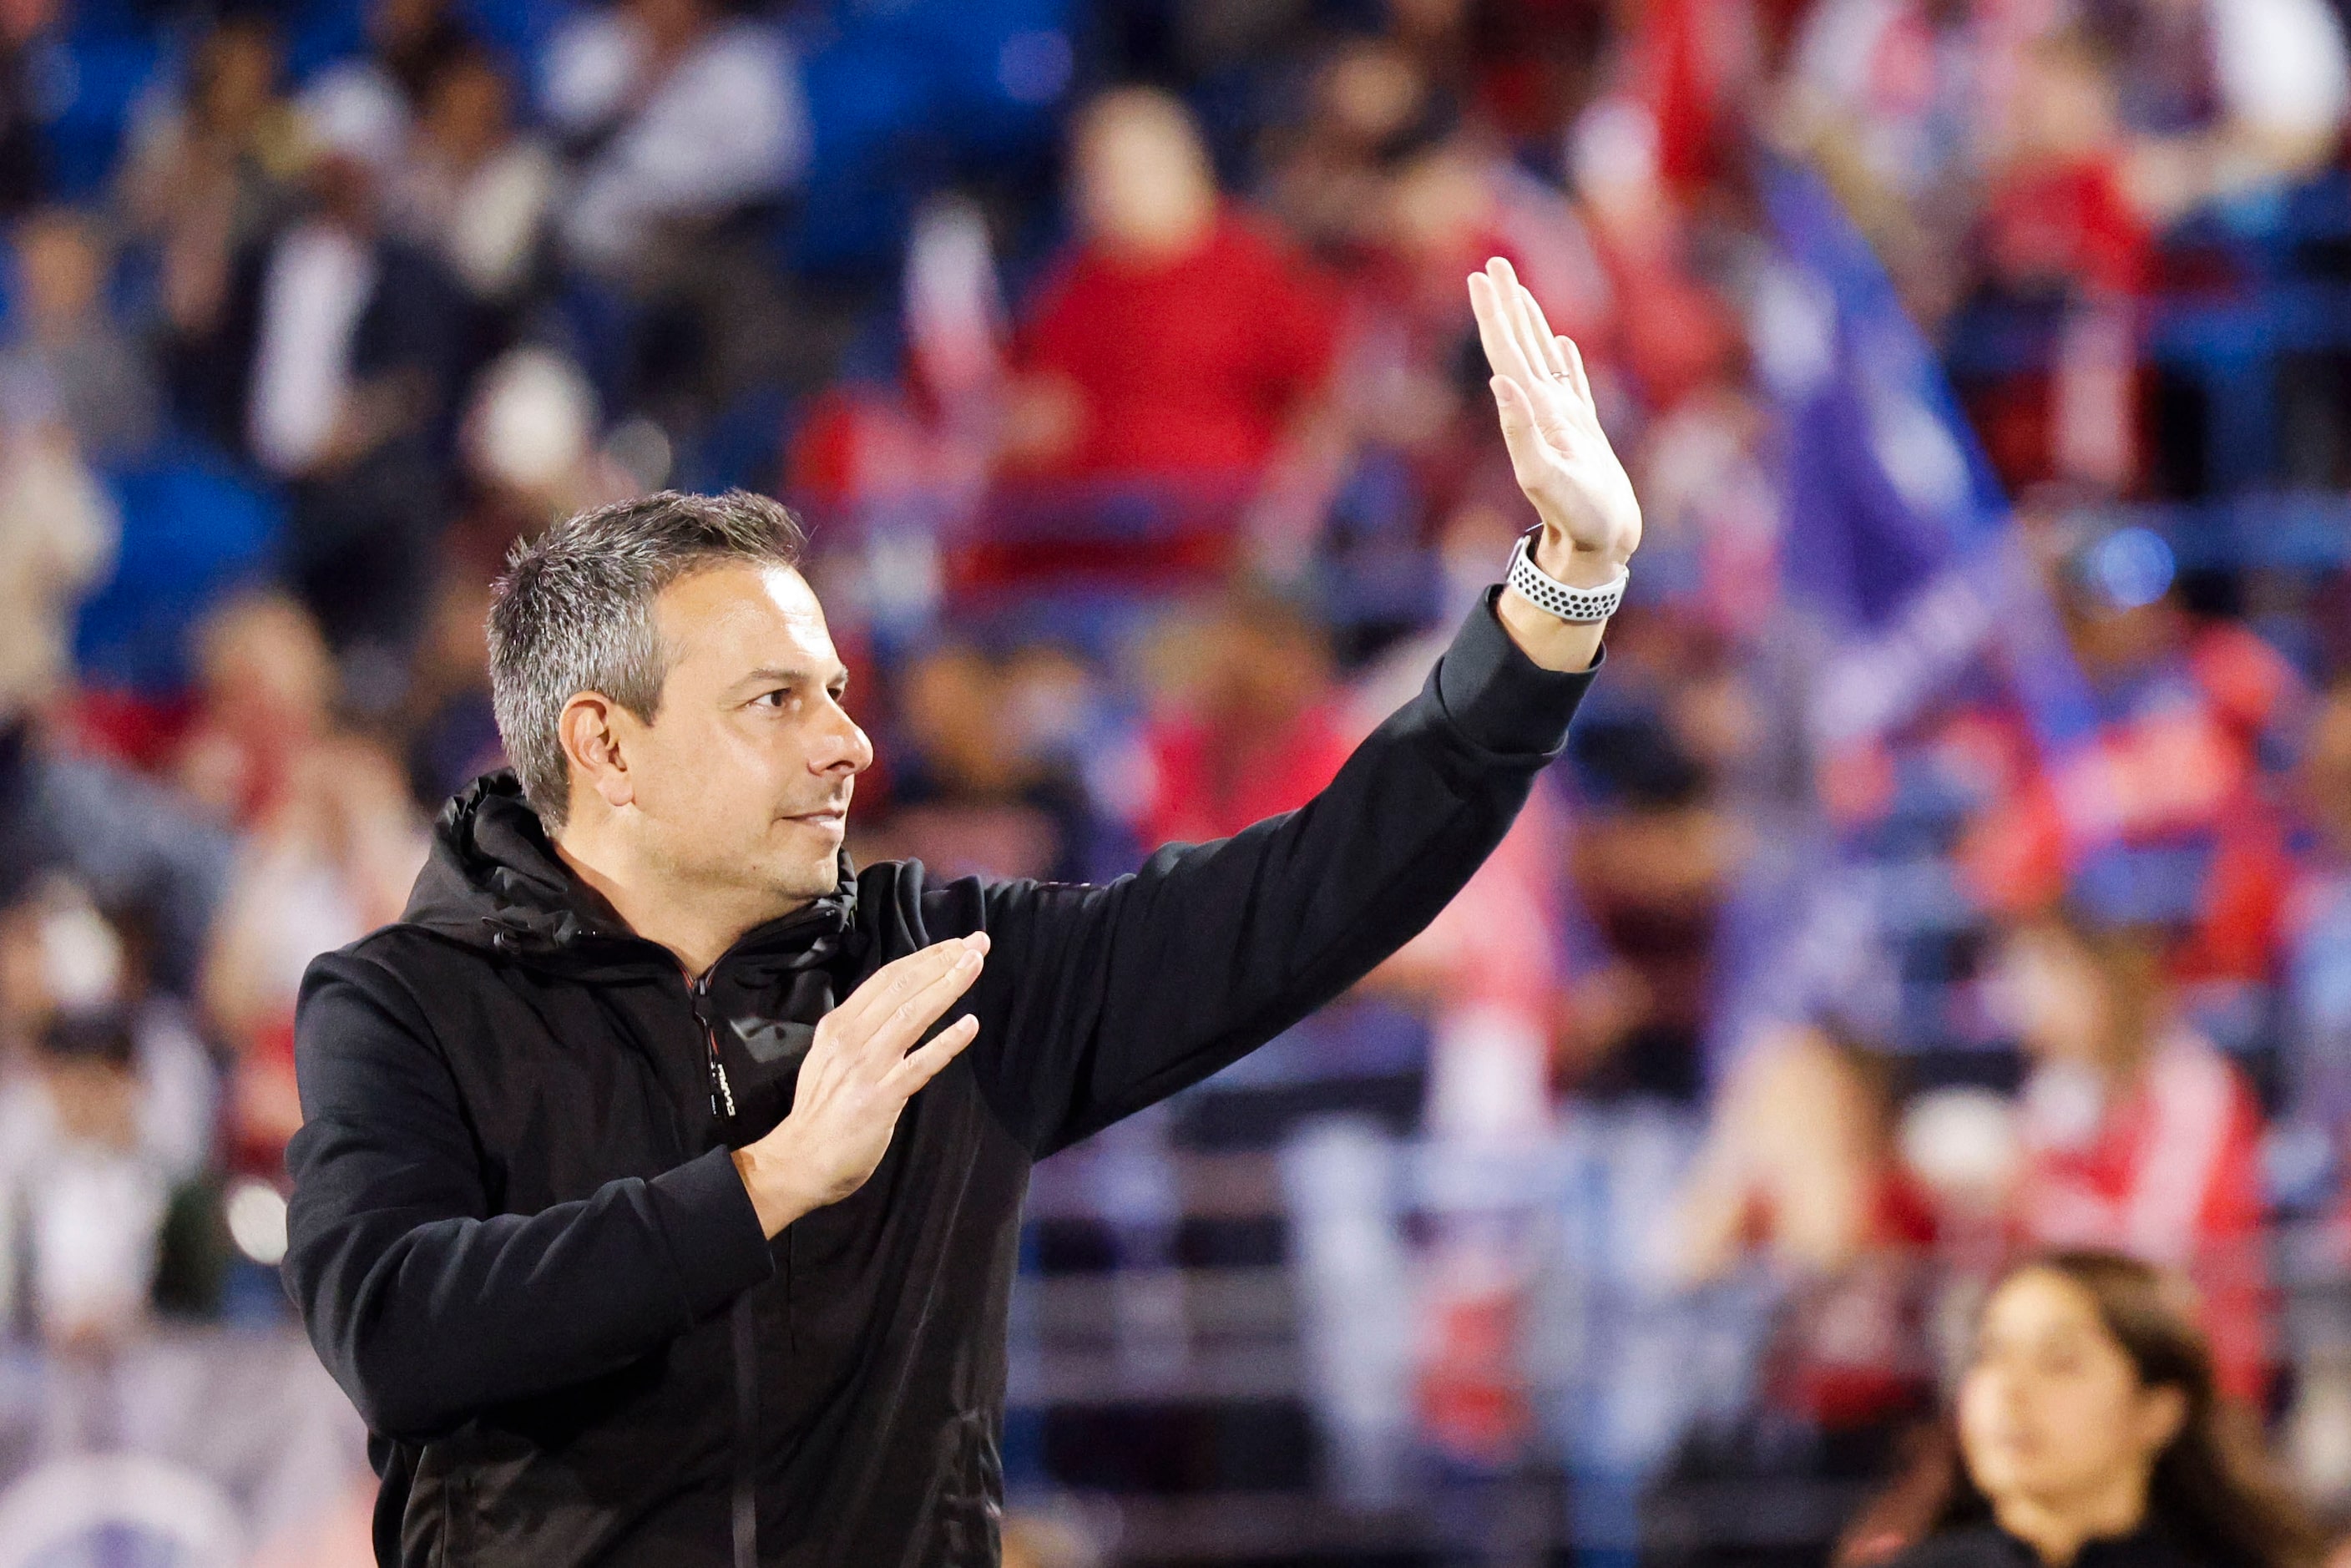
[756,690,793,709]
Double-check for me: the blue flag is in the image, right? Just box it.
[1706,160,2121,1063]
[1755,159,2106,769]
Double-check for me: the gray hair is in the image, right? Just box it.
[487,489,807,829]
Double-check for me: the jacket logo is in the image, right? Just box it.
[729,1017,817,1069]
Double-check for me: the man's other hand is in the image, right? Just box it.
[731,933,988,1236]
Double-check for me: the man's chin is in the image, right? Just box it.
[771,847,846,903]
[802,853,846,897]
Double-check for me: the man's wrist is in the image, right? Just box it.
[1494,580,1607,673]
[732,1136,819,1239]
[1531,530,1631,591]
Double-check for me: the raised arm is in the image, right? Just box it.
[955,588,1605,1156]
[954,260,1640,1156]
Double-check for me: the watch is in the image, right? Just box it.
[1506,528,1627,622]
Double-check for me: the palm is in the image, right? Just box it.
[1468,257,1642,566]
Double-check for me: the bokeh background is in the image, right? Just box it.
[1,0,2349,1561]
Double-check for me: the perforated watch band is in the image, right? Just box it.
[1505,529,1627,622]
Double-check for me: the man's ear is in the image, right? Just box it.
[558,692,636,812]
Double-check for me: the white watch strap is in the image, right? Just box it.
[1505,530,1626,622]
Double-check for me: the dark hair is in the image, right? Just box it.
[486,489,806,829]
[1839,1251,2320,1568]
[38,1008,139,1070]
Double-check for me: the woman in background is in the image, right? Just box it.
[1842,1251,2320,1568]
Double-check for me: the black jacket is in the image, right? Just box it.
[1889,1524,2207,1568]
[283,591,1602,1566]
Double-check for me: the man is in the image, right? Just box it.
[285,259,1640,1565]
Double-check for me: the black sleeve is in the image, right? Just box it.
[281,953,776,1441]
[955,588,1603,1156]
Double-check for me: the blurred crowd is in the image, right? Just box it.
[3,0,2351,1559]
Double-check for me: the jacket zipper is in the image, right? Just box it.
[692,969,800,1358]
[689,970,756,1568]
[690,973,736,1125]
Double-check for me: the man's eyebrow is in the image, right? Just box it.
[735,665,850,690]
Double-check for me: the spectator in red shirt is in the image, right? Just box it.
[1990,904,2272,1404]
[998,88,1339,584]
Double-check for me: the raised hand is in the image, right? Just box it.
[731,933,988,1236]
[1467,256,1642,586]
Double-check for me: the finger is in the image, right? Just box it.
[1487,258,1554,384]
[1523,295,1570,382]
[1514,271,1571,380]
[883,1014,979,1097]
[866,941,986,1065]
[1468,269,1541,390]
[1558,336,1596,418]
[871,943,984,1060]
[806,934,983,1100]
[1489,374,1552,479]
[819,940,961,1059]
[1492,256,1567,380]
[819,948,921,1040]
[833,933,987,1039]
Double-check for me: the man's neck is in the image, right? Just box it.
[552,827,806,978]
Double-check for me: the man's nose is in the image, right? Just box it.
[812,701,873,776]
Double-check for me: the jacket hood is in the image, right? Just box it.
[404,771,861,977]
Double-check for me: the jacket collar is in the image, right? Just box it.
[403,771,863,981]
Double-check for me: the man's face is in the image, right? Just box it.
[617,564,872,910]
